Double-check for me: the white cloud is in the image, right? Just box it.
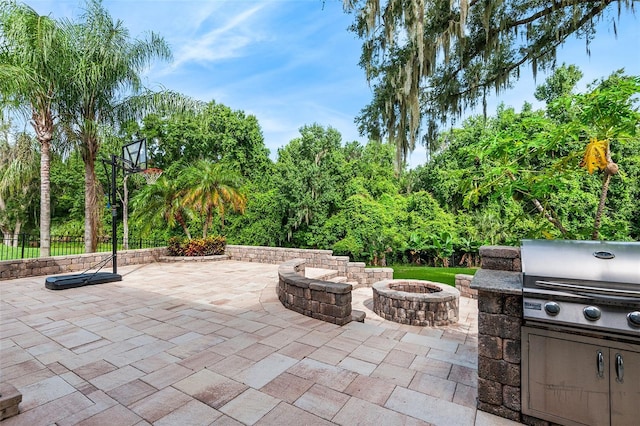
[168,4,269,71]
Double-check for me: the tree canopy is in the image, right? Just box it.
[4,66,638,264]
[344,0,637,166]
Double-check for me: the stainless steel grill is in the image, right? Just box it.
[520,239,640,426]
[522,239,640,335]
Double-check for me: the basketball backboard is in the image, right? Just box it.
[122,139,147,173]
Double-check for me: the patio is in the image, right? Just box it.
[0,260,520,425]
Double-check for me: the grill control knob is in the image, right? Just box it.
[627,312,640,328]
[584,306,601,321]
[544,302,561,316]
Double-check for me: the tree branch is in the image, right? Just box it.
[506,170,569,237]
[509,0,614,28]
[448,0,614,100]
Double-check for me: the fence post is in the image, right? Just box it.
[21,233,26,259]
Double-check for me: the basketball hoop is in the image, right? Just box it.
[141,167,163,185]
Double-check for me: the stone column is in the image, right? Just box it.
[472,246,523,422]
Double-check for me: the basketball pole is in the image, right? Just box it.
[110,153,118,275]
[44,139,146,290]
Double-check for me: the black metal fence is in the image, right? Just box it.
[0,233,166,261]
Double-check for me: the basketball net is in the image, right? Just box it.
[141,167,163,185]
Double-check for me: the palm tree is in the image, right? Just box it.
[0,132,40,245]
[59,0,198,252]
[182,160,246,236]
[131,173,193,239]
[0,1,69,256]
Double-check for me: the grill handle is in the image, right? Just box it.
[597,350,604,378]
[536,280,640,298]
[616,353,624,383]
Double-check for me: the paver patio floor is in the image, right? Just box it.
[0,260,521,425]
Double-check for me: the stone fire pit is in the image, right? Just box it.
[372,279,459,326]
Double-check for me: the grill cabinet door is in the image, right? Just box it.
[523,328,610,426]
[610,348,640,426]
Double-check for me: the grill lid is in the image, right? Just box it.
[521,239,640,285]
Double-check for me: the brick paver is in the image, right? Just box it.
[0,260,521,425]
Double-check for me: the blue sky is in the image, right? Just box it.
[28,0,640,168]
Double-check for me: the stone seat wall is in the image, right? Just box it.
[455,273,477,299]
[277,259,353,326]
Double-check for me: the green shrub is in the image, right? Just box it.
[167,236,227,256]
[167,237,184,256]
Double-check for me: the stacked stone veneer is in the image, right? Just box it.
[474,246,523,422]
[0,248,166,280]
[455,273,477,299]
[277,259,352,325]
[372,279,459,326]
[226,245,392,287]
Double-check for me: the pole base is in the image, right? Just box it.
[45,272,122,290]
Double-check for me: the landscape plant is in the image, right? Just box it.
[166,235,226,257]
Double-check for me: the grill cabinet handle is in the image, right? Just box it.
[597,350,604,378]
[616,353,624,383]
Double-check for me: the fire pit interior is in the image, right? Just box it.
[372,279,459,326]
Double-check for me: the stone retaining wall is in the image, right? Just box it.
[2,245,394,286]
[0,248,166,280]
[277,259,353,325]
[226,245,392,287]
[455,274,477,299]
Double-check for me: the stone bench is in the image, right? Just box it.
[0,383,22,420]
[277,259,354,325]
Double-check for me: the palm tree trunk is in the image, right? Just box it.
[84,158,99,252]
[180,219,192,240]
[39,139,51,257]
[203,210,209,238]
[33,107,53,258]
[592,172,612,241]
[0,196,8,246]
[175,211,191,240]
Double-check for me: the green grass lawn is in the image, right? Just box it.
[391,265,477,286]
[1,239,164,261]
[0,245,41,259]
[0,243,98,260]
[1,242,124,261]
